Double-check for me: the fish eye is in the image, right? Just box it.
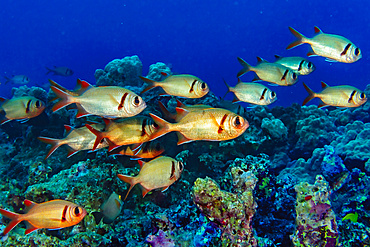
[271,91,276,98]
[35,100,41,108]
[74,207,81,216]
[355,48,360,56]
[133,96,140,106]
[201,82,207,90]
[292,72,297,80]
[360,92,365,99]
[234,116,241,127]
[307,62,313,68]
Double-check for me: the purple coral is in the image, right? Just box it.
[146,230,175,247]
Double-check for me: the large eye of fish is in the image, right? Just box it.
[292,72,297,80]
[307,62,313,69]
[271,91,276,98]
[133,96,140,106]
[73,207,82,216]
[355,48,360,56]
[360,92,366,99]
[233,116,241,127]
[201,82,207,90]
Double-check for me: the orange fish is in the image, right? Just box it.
[149,107,249,145]
[0,96,45,125]
[0,199,86,235]
[51,80,146,118]
[140,74,209,98]
[109,141,165,159]
[38,123,108,159]
[85,117,159,152]
[117,156,184,200]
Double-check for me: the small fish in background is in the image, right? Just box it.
[109,141,165,159]
[286,26,362,63]
[302,82,367,108]
[140,73,209,98]
[46,66,74,76]
[273,55,315,75]
[117,156,184,200]
[223,79,277,105]
[0,96,45,124]
[237,57,298,86]
[50,80,146,118]
[4,75,30,85]
[37,123,108,159]
[148,107,249,145]
[0,199,86,235]
[92,192,123,224]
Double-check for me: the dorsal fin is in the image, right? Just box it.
[321,81,329,89]
[274,55,283,60]
[314,26,323,34]
[64,125,74,135]
[137,160,145,169]
[176,99,185,107]
[257,57,268,64]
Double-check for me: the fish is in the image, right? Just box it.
[4,75,30,85]
[38,123,108,159]
[237,57,298,86]
[46,66,74,76]
[117,156,184,200]
[342,212,358,223]
[273,55,315,75]
[302,82,367,108]
[92,192,123,224]
[0,199,86,235]
[148,107,249,145]
[286,26,362,63]
[140,73,209,98]
[223,79,277,105]
[85,116,159,152]
[0,96,45,125]
[51,80,146,118]
[109,141,165,159]
[158,99,213,122]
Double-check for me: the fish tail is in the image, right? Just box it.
[148,113,172,141]
[158,101,176,121]
[51,86,75,112]
[237,57,251,77]
[117,174,137,200]
[85,124,106,151]
[222,79,232,99]
[139,76,158,94]
[302,82,316,106]
[286,27,307,50]
[45,67,52,75]
[0,208,22,235]
[37,137,62,159]
[3,76,10,84]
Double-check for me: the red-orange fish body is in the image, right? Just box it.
[0,199,86,235]
[109,141,165,159]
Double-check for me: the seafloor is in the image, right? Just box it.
[0,55,369,247]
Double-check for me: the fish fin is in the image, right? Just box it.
[137,160,145,169]
[314,26,323,34]
[141,187,150,198]
[148,113,172,141]
[107,139,121,152]
[37,137,62,159]
[318,103,328,108]
[64,124,74,135]
[252,75,261,82]
[256,57,268,63]
[176,132,193,145]
[268,83,279,87]
[85,124,105,151]
[286,27,306,50]
[161,186,170,192]
[274,54,283,60]
[91,211,104,225]
[176,99,185,108]
[0,97,7,103]
[25,223,39,235]
[76,104,91,118]
[161,72,169,77]
[1,118,12,125]
[50,86,74,112]
[66,148,79,158]
[0,208,22,235]
[321,81,329,89]
[325,58,338,62]
[307,51,318,57]
[76,78,93,94]
[158,101,176,121]
[175,107,189,120]
[302,82,316,106]
[222,78,232,99]
[117,174,137,200]
[45,67,52,75]
[232,97,241,103]
[139,76,157,94]
[237,57,251,77]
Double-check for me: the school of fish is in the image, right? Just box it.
[0,26,367,236]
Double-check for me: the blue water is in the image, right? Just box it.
[0,0,369,107]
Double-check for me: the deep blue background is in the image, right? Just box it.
[1,0,369,107]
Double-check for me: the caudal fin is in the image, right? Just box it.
[50,86,75,112]
[148,113,173,141]
[139,76,158,94]
[0,208,22,235]
[286,27,307,50]
[222,79,232,99]
[158,101,176,121]
[302,82,316,106]
[117,174,137,200]
[85,124,106,151]
[37,137,62,159]
[237,57,252,78]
